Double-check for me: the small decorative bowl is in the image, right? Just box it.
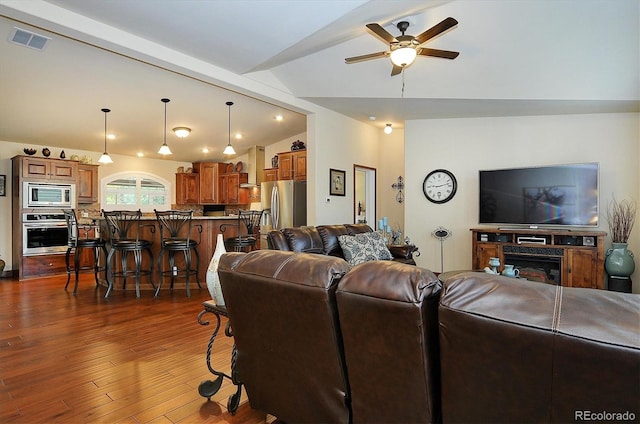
[23,148,37,155]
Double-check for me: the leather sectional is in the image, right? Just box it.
[218,249,639,423]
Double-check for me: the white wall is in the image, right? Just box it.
[405,112,640,291]
[310,109,380,226]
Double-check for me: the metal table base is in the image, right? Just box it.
[197,300,243,414]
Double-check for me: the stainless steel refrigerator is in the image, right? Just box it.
[260,180,306,231]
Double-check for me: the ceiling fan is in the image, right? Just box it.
[345,17,459,76]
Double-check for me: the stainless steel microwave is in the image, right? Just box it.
[23,182,76,209]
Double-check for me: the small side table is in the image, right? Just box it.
[197,300,243,414]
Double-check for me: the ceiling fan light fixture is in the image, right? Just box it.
[390,47,417,67]
[98,108,113,164]
[223,101,236,155]
[384,123,393,134]
[173,126,191,138]
[158,98,172,156]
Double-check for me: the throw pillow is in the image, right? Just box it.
[338,231,392,266]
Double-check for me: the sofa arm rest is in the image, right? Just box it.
[389,244,419,260]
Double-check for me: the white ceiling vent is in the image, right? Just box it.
[9,27,50,51]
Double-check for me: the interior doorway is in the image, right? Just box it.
[353,165,376,226]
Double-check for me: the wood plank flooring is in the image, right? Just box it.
[0,274,275,423]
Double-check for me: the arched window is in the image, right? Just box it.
[101,172,171,212]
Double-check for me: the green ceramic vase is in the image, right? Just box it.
[605,243,635,277]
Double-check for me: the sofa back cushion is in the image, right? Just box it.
[439,272,640,423]
[345,223,373,235]
[218,250,352,424]
[317,225,351,256]
[336,261,442,423]
[281,226,324,254]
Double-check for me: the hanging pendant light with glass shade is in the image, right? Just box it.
[223,101,236,155]
[98,108,113,164]
[158,98,172,155]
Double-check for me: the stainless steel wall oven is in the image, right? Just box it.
[22,213,68,255]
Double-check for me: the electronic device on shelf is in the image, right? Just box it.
[479,162,599,228]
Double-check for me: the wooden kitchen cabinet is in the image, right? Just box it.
[176,173,199,205]
[20,156,77,181]
[264,168,278,181]
[78,164,99,204]
[277,150,306,181]
[220,172,248,204]
[193,162,226,204]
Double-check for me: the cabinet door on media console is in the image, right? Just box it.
[565,249,598,289]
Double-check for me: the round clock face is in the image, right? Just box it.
[423,169,457,204]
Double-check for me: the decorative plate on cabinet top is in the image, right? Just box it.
[226,163,234,173]
[23,148,36,155]
[70,154,80,161]
[235,161,243,172]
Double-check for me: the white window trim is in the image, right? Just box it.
[101,171,171,213]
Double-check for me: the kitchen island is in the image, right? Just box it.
[21,216,245,294]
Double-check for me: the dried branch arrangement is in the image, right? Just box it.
[607,198,637,243]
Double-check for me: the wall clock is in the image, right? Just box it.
[423,169,457,204]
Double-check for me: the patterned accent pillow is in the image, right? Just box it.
[338,231,393,266]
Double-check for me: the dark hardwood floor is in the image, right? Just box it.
[0,274,274,423]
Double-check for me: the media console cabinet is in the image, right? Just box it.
[471,228,606,290]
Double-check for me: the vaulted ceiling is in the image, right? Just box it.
[0,0,638,163]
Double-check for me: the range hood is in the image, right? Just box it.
[240,146,265,188]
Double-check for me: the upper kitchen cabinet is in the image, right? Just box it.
[176,172,200,205]
[19,156,77,182]
[78,164,99,204]
[220,172,248,204]
[277,150,306,181]
[193,162,226,204]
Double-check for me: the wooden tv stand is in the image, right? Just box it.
[471,228,606,290]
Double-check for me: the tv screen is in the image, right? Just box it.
[479,163,599,227]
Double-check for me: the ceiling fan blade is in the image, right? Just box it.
[418,48,460,59]
[414,17,458,45]
[391,64,403,76]
[345,51,388,64]
[366,23,397,44]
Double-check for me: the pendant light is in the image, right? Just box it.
[223,101,236,155]
[98,108,113,164]
[158,98,172,155]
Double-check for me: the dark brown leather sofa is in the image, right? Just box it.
[439,272,640,423]
[266,223,419,264]
[218,251,640,424]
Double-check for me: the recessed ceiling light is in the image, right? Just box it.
[137,152,144,157]
[202,147,209,153]
[235,133,242,140]
[275,114,283,122]
[107,133,116,140]
[369,116,376,121]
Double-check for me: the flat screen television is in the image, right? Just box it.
[479,163,599,227]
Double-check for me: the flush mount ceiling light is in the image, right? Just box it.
[275,114,283,122]
[98,108,113,164]
[172,127,191,138]
[384,123,393,134]
[223,101,236,155]
[158,98,172,155]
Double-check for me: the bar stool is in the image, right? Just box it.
[154,209,203,298]
[63,209,108,295]
[102,210,155,298]
[222,210,263,252]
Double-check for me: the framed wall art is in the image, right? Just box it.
[330,168,346,196]
[0,175,5,197]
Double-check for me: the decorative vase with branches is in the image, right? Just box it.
[605,197,636,280]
